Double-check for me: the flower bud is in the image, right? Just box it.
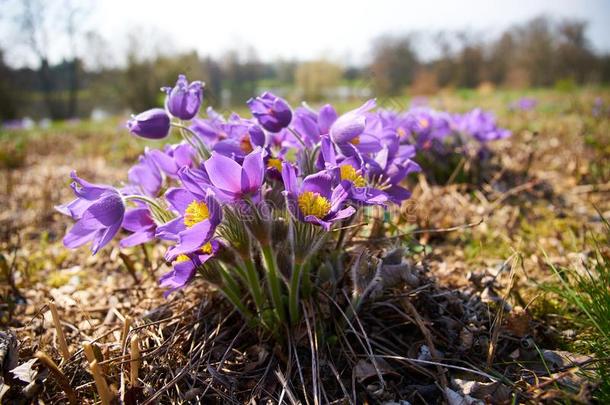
[163,75,204,120]
[127,108,171,140]
[247,92,292,133]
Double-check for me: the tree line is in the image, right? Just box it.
[0,15,608,121]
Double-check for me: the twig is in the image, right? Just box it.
[49,301,71,362]
[130,335,140,387]
[82,341,96,364]
[90,360,112,405]
[120,316,133,349]
[402,298,449,390]
[35,351,77,405]
[354,217,485,243]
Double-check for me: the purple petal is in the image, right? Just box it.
[165,220,214,261]
[241,149,264,193]
[204,152,243,196]
[120,229,156,248]
[123,208,154,232]
[165,188,195,214]
[302,171,333,199]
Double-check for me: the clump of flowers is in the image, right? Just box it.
[378,105,511,183]
[57,75,423,333]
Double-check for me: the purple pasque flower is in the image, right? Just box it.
[156,187,222,261]
[329,99,380,156]
[148,142,194,178]
[329,99,373,144]
[318,104,338,135]
[203,148,266,202]
[56,171,125,254]
[281,162,355,231]
[127,108,171,140]
[212,118,267,160]
[398,108,452,149]
[120,207,156,248]
[361,132,421,204]
[162,74,204,120]
[247,92,292,133]
[127,150,162,196]
[159,240,221,297]
[457,108,511,142]
[191,112,267,160]
[190,107,228,147]
[319,136,387,206]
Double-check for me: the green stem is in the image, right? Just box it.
[261,244,286,323]
[124,195,172,222]
[289,262,303,325]
[172,123,211,160]
[287,127,307,148]
[244,260,266,315]
[301,260,312,297]
[218,264,255,323]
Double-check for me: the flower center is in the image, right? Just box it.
[397,127,407,137]
[340,165,366,187]
[175,254,190,263]
[298,191,331,219]
[350,136,361,145]
[418,118,430,129]
[240,134,253,153]
[200,241,213,254]
[267,158,282,172]
[184,200,210,227]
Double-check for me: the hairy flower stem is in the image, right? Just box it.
[288,262,304,325]
[300,261,312,298]
[124,195,173,223]
[261,244,286,323]
[218,264,255,325]
[244,259,266,316]
[171,122,211,160]
[287,127,307,148]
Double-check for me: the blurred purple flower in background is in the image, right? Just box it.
[510,97,537,111]
[456,108,511,142]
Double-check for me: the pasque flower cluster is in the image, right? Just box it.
[57,75,509,329]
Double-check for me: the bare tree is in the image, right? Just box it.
[10,0,91,119]
[370,35,419,96]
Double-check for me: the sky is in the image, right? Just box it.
[3,0,610,67]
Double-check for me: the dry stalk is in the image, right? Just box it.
[120,316,133,349]
[82,341,96,364]
[90,360,113,405]
[35,351,77,405]
[48,301,71,362]
[130,335,140,387]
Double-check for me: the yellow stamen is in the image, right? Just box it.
[175,254,190,263]
[418,118,429,129]
[184,200,210,228]
[267,158,282,172]
[200,242,213,255]
[397,127,407,137]
[240,134,253,153]
[340,165,366,187]
[298,191,331,219]
[350,136,361,145]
